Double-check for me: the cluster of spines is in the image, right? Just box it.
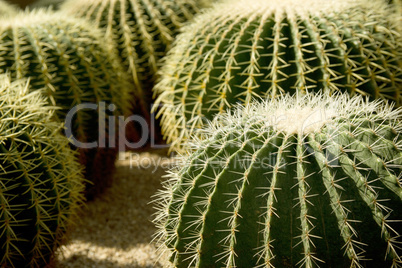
[153,0,402,152]
[0,74,85,267]
[153,93,402,267]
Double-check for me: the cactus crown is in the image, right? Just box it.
[154,0,402,152]
[0,74,85,267]
[154,93,402,267]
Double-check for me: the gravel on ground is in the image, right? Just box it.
[53,149,175,268]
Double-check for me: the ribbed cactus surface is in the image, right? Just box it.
[0,10,132,199]
[0,75,84,267]
[154,93,402,267]
[61,0,212,116]
[154,0,402,152]
[0,9,130,129]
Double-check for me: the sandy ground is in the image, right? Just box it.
[53,149,174,268]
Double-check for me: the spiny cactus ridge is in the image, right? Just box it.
[61,0,213,119]
[153,93,402,267]
[0,9,132,199]
[0,75,85,268]
[154,0,402,152]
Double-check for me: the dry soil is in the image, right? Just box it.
[53,149,174,268]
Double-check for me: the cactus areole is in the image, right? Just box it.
[154,0,402,152]
[154,93,402,267]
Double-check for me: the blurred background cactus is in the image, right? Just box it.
[27,0,64,9]
[61,0,213,125]
[0,9,132,199]
[0,0,18,15]
[0,74,85,267]
[387,0,402,12]
[154,0,402,152]
[154,93,402,267]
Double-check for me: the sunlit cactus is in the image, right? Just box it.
[153,92,402,268]
[61,0,213,119]
[0,9,132,199]
[154,0,402,152]
[0,75,85,267]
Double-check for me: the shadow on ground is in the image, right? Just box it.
[54,148,173,267]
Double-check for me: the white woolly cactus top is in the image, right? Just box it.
[193,92,401,149]
[154,0,401,153]
[154,92,402,267]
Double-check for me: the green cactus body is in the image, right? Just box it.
[0,10,132,199]
[153,0,402,152]
[61,0,212,119]
[0,75,84,268]
[153,93,402,267]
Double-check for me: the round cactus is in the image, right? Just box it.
[153,93,402,267]
[61,0,213,119]
[0,9,132,199]
[0,74,85,267]
[153,0,402,152]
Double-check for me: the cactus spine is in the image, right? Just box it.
[153,93,402,267]
[0,10,132,199]
[0,75,85,268]
[154,0,402,152]
[61,0,212,118]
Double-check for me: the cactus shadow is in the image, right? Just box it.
[54,253,160,268]
[54,148,173,267]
